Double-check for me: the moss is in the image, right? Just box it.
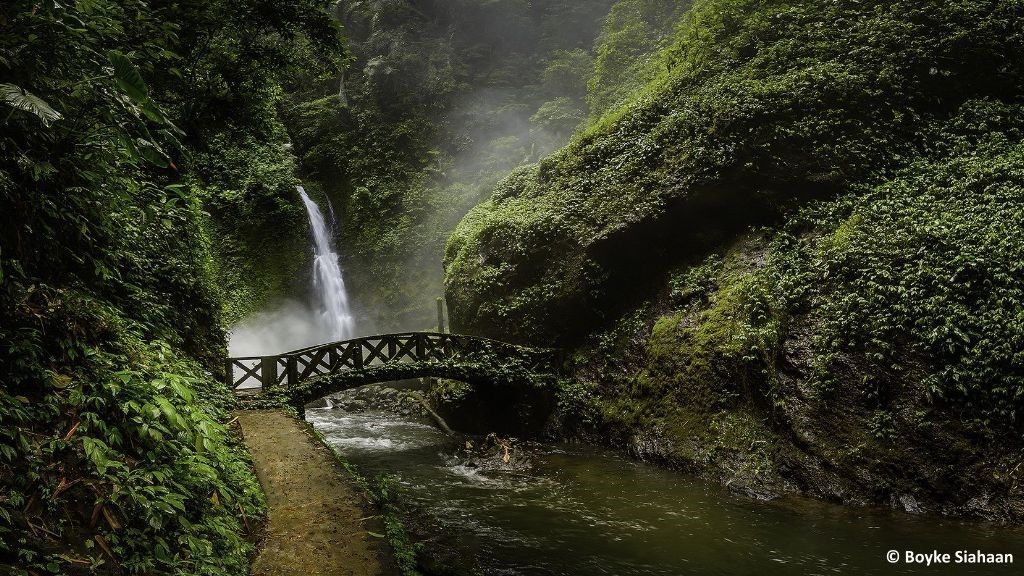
[564,120,1024,515]
[445,0,1024,345]
[587,0,690,120]
[194,129,312,326]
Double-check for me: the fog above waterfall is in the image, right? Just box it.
[310,0,618,333]
[228,300,338,357]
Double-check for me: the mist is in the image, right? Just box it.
[227,300,338,357]
[288,0,618,334]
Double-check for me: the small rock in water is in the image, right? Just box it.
[896,493,922,514]
[305,398,331,409]
[459,433,535,473]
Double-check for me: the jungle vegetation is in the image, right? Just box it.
[4,0,1024,573]
[285,0,619,331]
[0,0,342,572]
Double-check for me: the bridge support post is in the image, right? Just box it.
[437,297,446,333]
[261,357,278,389]
[286,356,298,388]
[224,359,235,387]
[353,343,364,369]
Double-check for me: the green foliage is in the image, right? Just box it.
[167,0,345,323]
[588,0,689,120]
[369,475,423,576]
[442,0,1024,509]
[756,104,1024,430]
[668,255,722,309]
[0,83,62,126]
[542,49,594,101]
[287,0,616,332]
[0,0,342,572]
[554,379,601,429]
[108,51,151,106]
[430,379,475,406]
[585,101,1024,505]
[445,0,1024,345]
[0,293,266,574]
[531,97,586,143]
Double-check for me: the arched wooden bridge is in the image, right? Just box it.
[226,332,561,406]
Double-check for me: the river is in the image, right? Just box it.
[306,407,1022,575]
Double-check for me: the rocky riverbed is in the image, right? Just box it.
[309,382,433,420]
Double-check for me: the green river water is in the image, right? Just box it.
[305,408,1022,576]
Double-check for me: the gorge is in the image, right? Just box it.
[2,1,1024,575]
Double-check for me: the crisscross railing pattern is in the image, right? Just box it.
[225,332,558,392]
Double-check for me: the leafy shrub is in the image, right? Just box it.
[760,103,1024,431]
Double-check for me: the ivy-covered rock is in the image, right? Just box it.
[445,0,1024,519]
[445,0,1024,345]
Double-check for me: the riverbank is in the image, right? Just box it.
[236,410,396,576]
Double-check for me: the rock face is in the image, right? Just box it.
[324,383,432,422]
[443,1,1024,521]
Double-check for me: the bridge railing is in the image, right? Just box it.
[225,332,558,391]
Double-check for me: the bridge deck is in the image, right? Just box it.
[226,332,557,392]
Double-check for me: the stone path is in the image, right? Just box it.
[236,410,395,576]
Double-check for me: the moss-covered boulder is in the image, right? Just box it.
[444,0,1024,346]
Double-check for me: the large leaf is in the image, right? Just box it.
[108,50,149,103]
[0,83,62,126]
[136,137,170,168]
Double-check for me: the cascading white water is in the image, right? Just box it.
[298,185,355,342]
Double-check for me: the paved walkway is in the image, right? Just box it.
[237,410,394,576]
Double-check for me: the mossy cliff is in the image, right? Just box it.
[444,0,1024,520]
[196,133,312,327]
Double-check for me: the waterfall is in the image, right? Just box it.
[298,185,355,342]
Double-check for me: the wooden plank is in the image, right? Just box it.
[339,341,359,369]
[421,334,441,361]
[394,335,418,362]
[276,358,289,386]
[363,338,389,365]
[352,340,364,369]
[298,348,330,380]
[415,333,425,361]
[329,346,339,371]
[233,359,262,389]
